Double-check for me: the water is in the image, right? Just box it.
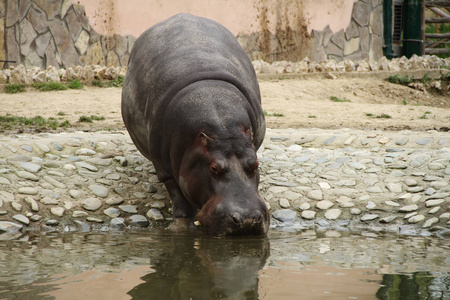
[0,228,449,300]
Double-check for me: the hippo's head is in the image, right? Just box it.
[178,127,269,236]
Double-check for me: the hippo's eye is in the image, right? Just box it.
[247,160,259,174]
[210,164,221,176]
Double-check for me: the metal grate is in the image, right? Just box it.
[393,0,403,43]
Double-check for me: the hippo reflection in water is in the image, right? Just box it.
[127,236,270,299]
[122,14,268,236]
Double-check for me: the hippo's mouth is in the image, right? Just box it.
[195,199,269,236]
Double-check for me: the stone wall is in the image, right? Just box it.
[1,0,384,69]
[2,0,135,69]
[311,0,383,62]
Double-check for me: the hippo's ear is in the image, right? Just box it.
[199,132,213,147]
[244,126,253,143]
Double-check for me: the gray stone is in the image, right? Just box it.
[76,148,96,156]
[423,217,439,228]
[272,209,297,222]
[353,1,370,27]
[40,197,58,205]
[106,197,125,205]
[69,190,83,199]
[408,214,425,224]
[307,190,323,200]
[48,19,80,67]
[20,145,33,152]
[345,20,359,40]
[429,163,445,170]
[19,162,41,173]
[146,209,164,221]
[24,197,39,212]
[75,162,98,172]
[110,217,126,228]
[407,186,425,193]
[386,183,402,193]
[301,210,316,220]
[86,158,112,166]
[129,215,149,227]
[361,214,379,221]
[330,30,345,50]
[367,186,383,193]
[19,18,37,57]
[75,29,90,55]
[86,217,104,223]
[46,219,59,226]
[395,137,409,146]
[51,142,63,151]
[50,207,65,217]
[426,199,444,207]
[89,184,109,198]
[13,214,29,225]
[325,209,342,220]
[82,197,102,211]
[18,187,38,195]
[119,205,138,214]
[316,200,333,210]
[8,154,30,161]
[0,177,11,185]
[16,170,39,183]
[0,221,22,233]
[43,176,66,189]
[11,202,22,211]
[104,207,121,218]
[416,138,432,145]
[404,179,418,186]
[380,216,397,223]
[72,211,88,218]
[399,204,419,212]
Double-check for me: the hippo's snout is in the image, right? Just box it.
[227,210,266,236]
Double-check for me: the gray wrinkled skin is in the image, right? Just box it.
[122,14,266,235]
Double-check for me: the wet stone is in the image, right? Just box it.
[72,211,89,218]
[119,205,138,214]
[87,217,104,223]
[104,207,120,218]
[46,219,59,226]
[110,217,126,228]
[380,216,397,223]
[301,210,316,220]
[129,215,149,227]
[408,214,425,224]
[146,208,164,221]
[0,221,23,232]
[89,184,109,198]
[325,209,341,220]
[82,197,102,211]
[361,214,379,221]
[12,214,29,225]
[272,209,297,222]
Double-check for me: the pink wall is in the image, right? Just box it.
[78,0,358,38]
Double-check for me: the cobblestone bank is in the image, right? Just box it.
[1,54,450,85]
[0,128,449,239]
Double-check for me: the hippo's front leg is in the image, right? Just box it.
[164,178,197,231]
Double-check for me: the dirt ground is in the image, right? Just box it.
[1,73,449,133]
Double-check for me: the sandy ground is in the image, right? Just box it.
[1,73,449,133]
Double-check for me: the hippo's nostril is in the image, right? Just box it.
[253,210,263,223]
[232,212,243,224]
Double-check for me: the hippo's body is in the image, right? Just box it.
[121,14,267,235]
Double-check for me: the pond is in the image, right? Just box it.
[0,228,449,300]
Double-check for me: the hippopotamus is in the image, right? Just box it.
[121,13,268,236]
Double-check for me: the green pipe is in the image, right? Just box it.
[403,0,423,58]
[383,0,394,58]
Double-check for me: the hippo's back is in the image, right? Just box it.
[121,14,264,160]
